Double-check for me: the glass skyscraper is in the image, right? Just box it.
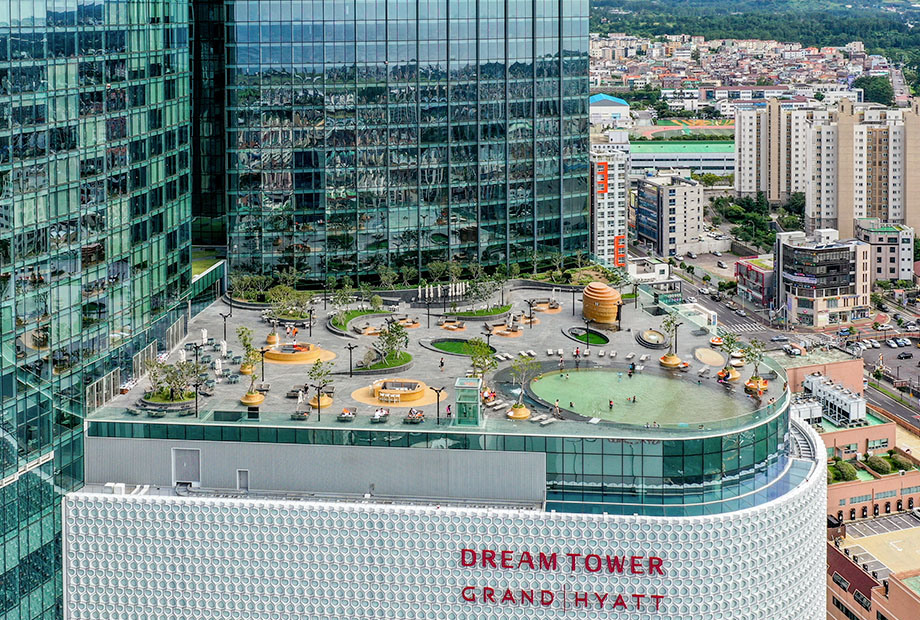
[223,0,589,281]
[0,1,193,617]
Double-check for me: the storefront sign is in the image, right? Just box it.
[459,548,666,612]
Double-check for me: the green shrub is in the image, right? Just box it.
[827,467,834,484]
[890,454,913,471]
[836,461,858,481]
[866,455,892,475]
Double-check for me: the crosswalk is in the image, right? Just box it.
[719,322,763,334]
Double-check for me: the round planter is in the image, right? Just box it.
[507,405,531,420]
[239,363,254,375]
[718,367,741,382]
[240,392,265,406]
[659,353,682,368]
[745,377,769,394]
[266,333,280,345]
[309,394,334,409]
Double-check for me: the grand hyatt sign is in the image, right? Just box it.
[459,548,666,613]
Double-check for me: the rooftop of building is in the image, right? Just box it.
[817,412,887,433]
[88,284,788,442]
[776,346,857,369]
[839,513,920,588]
[738,255,775,270]
[629,141,735,153]
[589,94,630,106]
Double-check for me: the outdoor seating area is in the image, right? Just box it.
[371,378,424,403]
[439,319,466,331]
[263,342,326,363]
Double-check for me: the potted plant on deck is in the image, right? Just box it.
[717,332,741,381]
[658,313,682,368]
[508,356,540,420]
[742,339,767,395]
[237,325,255,375]
[240,347,265,406]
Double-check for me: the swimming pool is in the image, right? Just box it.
[528,368,754,427]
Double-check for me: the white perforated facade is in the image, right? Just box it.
[63,459,825,620]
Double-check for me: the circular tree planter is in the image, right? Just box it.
[239,363,254,375]
[240,392,265,406]
[507,404,531,420]
[266,333,280,345]
[718,367,741,381]
[659,353,682,368]
[745,377,769,394]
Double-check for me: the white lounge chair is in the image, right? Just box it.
[597,350,605,357]
[639,354,649,362]
[527,350,537,357]
[583,350,590,357]
[625,352,635,360]
[518,351,527,357]
[490,400,507,410]
[547,349,554,356]
[610,351,617,358]
[530,414,548,423]
[540,418,556,426]
[557,349,564,356]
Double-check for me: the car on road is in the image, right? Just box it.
[698,287,710,295]
[735,309,747,317]
[897,352,914,360]
[685,296,697,303]
[906,323,919,331]
[869,339,881,349]
[879,303,890,312]
[886,339,899,348]
[877,324,894,331]
[770,335,789,342]
[724,301,737,309]
[713,251,723,257]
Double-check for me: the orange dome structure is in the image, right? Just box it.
[582,282,622,326]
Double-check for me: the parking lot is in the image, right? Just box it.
[854,337,919,382]
[846,513,920,539]
[842,513,920,579]
[685,251,738,281]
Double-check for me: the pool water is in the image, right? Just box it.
[529,369,752,426]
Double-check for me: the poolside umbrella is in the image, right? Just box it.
[178,349,186,363]
[200,328,207,345]
[220,340,227,358]
[214,358,222,376]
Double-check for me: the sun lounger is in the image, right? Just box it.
[530,414,548,423]
[639,354,649,362]
[557,349,564,356]
[636,365,645,372]
[588,417,600,424]
[489,400,507,410]
[582,349,590,357]
[609,351,617,358]
[625,352,635,360]
[539,418,556,426]
[597,350,605,357]
[519,351,527,357]
[547,349,554,356]
[527,350,537,357]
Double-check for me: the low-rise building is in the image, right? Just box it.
[853,218,915,284]
[633,172,703,257]
[735,254,775,309]
[589,93,631,128]
[629,141,735,176]
[773,229,871,327]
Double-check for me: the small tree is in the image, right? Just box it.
[742,339,765,379]
[660,313,680,356]
[278,267,300,289]
[377,265,397,289]
[332,286,352,313]
[400,265,418,287]
[308,359,334,391]
[509,262,521,279]
[720,332,740,373]
[370,294,383,311]
[145,359,166,393]
[509,356,541,405]
[428,260,449,283]
[375,322,408,363]
[702,274,712,283]
[358,283,373,309]
[468,260,485,282]
[162,361,207,401]
[447,262,462,284]
[242,347,261,394]
[236,325,254,357]
[252,275,273,299]
[468,337,498,376]
[866,455,892,475]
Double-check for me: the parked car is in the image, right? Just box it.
[770,335,790,342]
[713,251,723,257]
[897,352,914,360]
[905,323,919,331]
[717,261,728,269]
[877,324,894,331]
[687,251,698,259]
[886,339,899,348]
[869,339,881,349]
[897,338,912,347]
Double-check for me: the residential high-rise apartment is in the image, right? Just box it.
[807,99,920,237]
[736,99,920,238]
[589,141,628,266]
[734,99,829,204]
[773,230,871,327]
[221,0,590,282]
[0,1,194,618]
[634,172,702,257]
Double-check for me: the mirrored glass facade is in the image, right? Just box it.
[0,1,192,617]
[224,0,589,281]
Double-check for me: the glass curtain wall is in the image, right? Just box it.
[0,1,193,618]
[225,0,589,282]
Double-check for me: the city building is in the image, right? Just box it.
[734,99,831,204]
[735,254,775,309]
[63,299,828,619]
[0,1,195,618]
[853,218,915,284]
[773,230,871,327]
[221,0,590,282]
[629,141,735,176]
[589,93,631,128]
[827,522,920,619]
[806,100,920,237]
[633,173,703,257]
[589,146,629,267]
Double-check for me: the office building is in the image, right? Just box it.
[589,145,628,266]
[634,173,703,257]
[65,301,827,619]
[735,255,775,309]
[221,0,590,282]
[853,218,915,284]
[0,1,194,618]
[630,141,735,176]
[773,230,871,327]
